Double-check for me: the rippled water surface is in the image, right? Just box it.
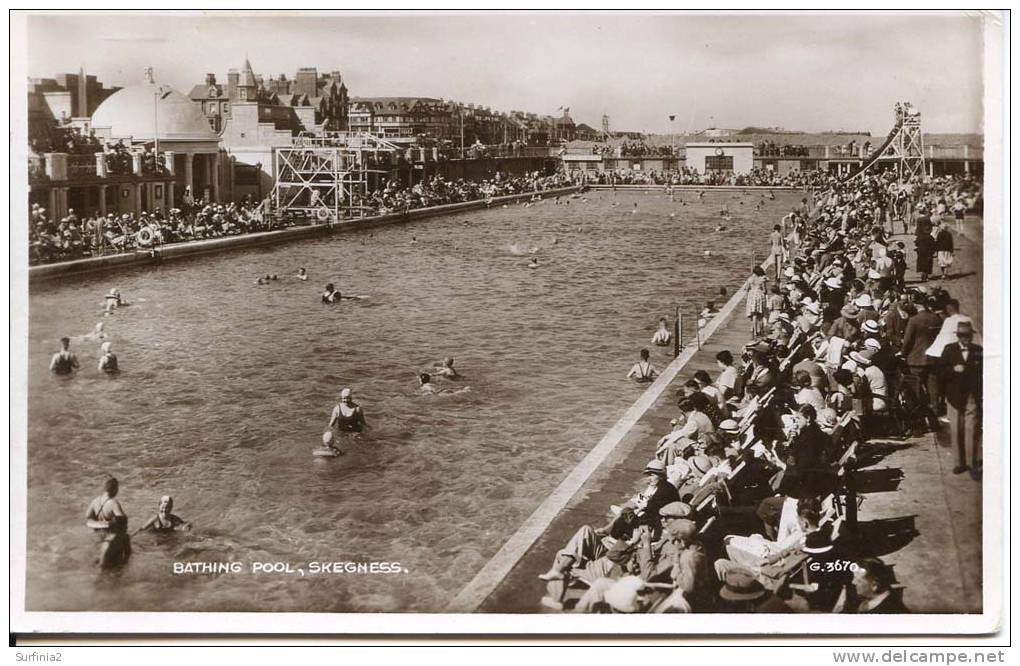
[25,190,799,611]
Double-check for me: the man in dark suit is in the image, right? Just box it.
[939,322,982,479]
[900,296,943,414]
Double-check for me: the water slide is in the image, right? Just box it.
[842,117,903,181]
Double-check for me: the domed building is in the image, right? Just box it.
[90,68,226,207]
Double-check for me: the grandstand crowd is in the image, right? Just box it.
[27,171,572,265]
[537,170,983,614]
[588,167,830,188]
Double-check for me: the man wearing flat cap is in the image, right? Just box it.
[939,321,982,479]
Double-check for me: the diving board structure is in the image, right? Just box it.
[269,132,399,222]
[845,102,925,181]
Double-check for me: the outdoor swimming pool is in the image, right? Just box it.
[25,189,801,612]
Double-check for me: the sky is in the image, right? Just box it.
[24,11,987,136]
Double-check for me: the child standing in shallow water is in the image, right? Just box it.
[746,266,768,338]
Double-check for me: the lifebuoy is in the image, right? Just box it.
[135,226,155,246]
[316,208,331,222]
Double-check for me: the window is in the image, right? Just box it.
[705,155,734,171]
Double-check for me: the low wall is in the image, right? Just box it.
[28,186,581,283]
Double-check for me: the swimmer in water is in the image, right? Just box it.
[86,477,131,568]
[432,357,459,378]
[652,318,672,346]
[314,431,342,457]
[49,337,79,375]
[322,283,341,303]
[528,258,540,269]
[626,348,659,383]
[418,373,439,394]
[98,341,119,374]
[137,495,190,533]
[329,388,366,433]
[411,236,418,244]
[295,268,308,281]
[103,288,126,312]
[82,322,106,342]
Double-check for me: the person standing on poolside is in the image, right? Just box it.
[330,388,367,433]
[768,224,786,281]
[49,337,79,375]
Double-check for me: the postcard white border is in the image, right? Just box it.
[8,9,1008,637]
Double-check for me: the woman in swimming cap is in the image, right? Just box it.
[329,388,366,433]
[98,341,119,374]
[138,495,190,533]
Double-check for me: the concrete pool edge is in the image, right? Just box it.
[27,186,582,283]
[446,258,765,613]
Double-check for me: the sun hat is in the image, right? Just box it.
[849,349,875,366]
[867,269,881,280]
[688,455,713,477]
[824,277,843,290]
[719,419,740,434]
[864,337,882,351]
[802,301,821,315]
[861,319,880,334]
[719,568,768,602]
[840,304,860,320]
[855,294,874,308]
[802,526,834,554]
[643,458,667,477]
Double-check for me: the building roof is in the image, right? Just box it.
[92,79,219,142]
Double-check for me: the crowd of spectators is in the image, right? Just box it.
[756,141,812,157]
[28,171,573,265]
[537,170,983,614]
[365,171,572,214]
[587,167,831,188]
[28,196,274,265]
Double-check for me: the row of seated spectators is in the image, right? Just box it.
[537,170,982,613]
[755,140,875,158]
[28,198,274,264]
[587,168,830,188]
[365,171,572,214]
[28,172,573,265]
[592,141,676,158]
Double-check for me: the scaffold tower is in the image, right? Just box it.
[270,133,399,222]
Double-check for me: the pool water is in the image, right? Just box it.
[25,189,800,612]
